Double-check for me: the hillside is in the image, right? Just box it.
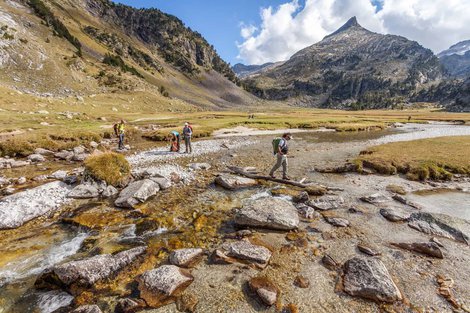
[232,62,284,79]
[242,17,446,109]
[0,0,256,110]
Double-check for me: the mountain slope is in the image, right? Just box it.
[232,62,283,79]
[0,0,255,109]
[438,40,470,78]
[242,17,445,109]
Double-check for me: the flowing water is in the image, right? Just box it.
[408,189,470,221]
[0,123,469,312]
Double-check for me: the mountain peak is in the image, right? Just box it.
[324,16,364,39]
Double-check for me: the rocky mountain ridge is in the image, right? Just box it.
[438,40,470,78]
[240,17,461,110]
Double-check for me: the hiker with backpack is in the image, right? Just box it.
[182,122,193,153]
[269,133,292,180]
[169,130,181,152]
[114,120,126,150]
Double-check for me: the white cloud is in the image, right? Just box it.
[237,0,470,65]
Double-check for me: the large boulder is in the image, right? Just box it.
[234,197,299,230]
[0,181,72,229]
[343,257,402,303]
[67,184,100,199]
[36,247,146,291]
[169,248,204,268]
[408,212,469,245]
[138,265,194,308]
[115,179,160,208]
[215,174,257,190]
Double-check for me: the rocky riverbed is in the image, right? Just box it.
[1,123,470,313]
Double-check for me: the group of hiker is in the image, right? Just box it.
[113,120,194,154]
[113,119,293,179]
[169,122,193,153]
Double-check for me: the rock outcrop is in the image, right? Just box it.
[36,247,146,291]
[343,257,402,303]
[169,248,204,268]
[138,265,194,308]
[234,196,299,230]
[215,174,257,190]
[115,179,160,208]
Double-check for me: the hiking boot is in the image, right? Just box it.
[269,173,276,179]
[283,176,291,180]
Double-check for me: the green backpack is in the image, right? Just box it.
[272,138,282,155]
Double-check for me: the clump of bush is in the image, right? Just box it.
[84,152,131,186]
[0,139,34,157]
[102,53,143,78]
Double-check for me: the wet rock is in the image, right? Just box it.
[343,257,402,303]
[235,196,299,230]
[322,254,339,271]
[408,212,469,245]
[360,193,391,205]
[67,184,100,199]
[36,247,146,290]
[215,174,257,190]
[292,191,309,203]
[49,170,68,180]
[71,305,102,313]
[392,194,422,209]
[218,241,271,266]
[303,185,327,196]
[102,185,119,198]
[176,293,199,312]
[295,203,321,219]
[138,265,194,308]
[115,298,142,313]
[324,217,350,227]
[249,277,279,306]
[149,177,172,190]
[55,150,74,161]
[189,163,211,170]
[357,243,381,256]
[391,242,444,258]
[34,148,54,156]
[17,177,27,185]
[306,196,344,211]
[28,153,46,163]
[294,275,310,288]
[169,248,204,268]
[115,179,160,209]
[380,208,411,222]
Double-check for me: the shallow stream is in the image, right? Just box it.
[0,123,469,312]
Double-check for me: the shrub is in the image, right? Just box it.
[103,53,143,78]
[0,139,34,157]
[84,152,131,186]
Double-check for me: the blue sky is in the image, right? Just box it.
[115,0,470,66]
[116,0,294,65]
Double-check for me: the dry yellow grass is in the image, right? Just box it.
[357,136,470,180]
[84,152,131,186]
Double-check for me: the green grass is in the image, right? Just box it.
[357,136,470,181]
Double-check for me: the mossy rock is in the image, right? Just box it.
[84,152,131,187]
